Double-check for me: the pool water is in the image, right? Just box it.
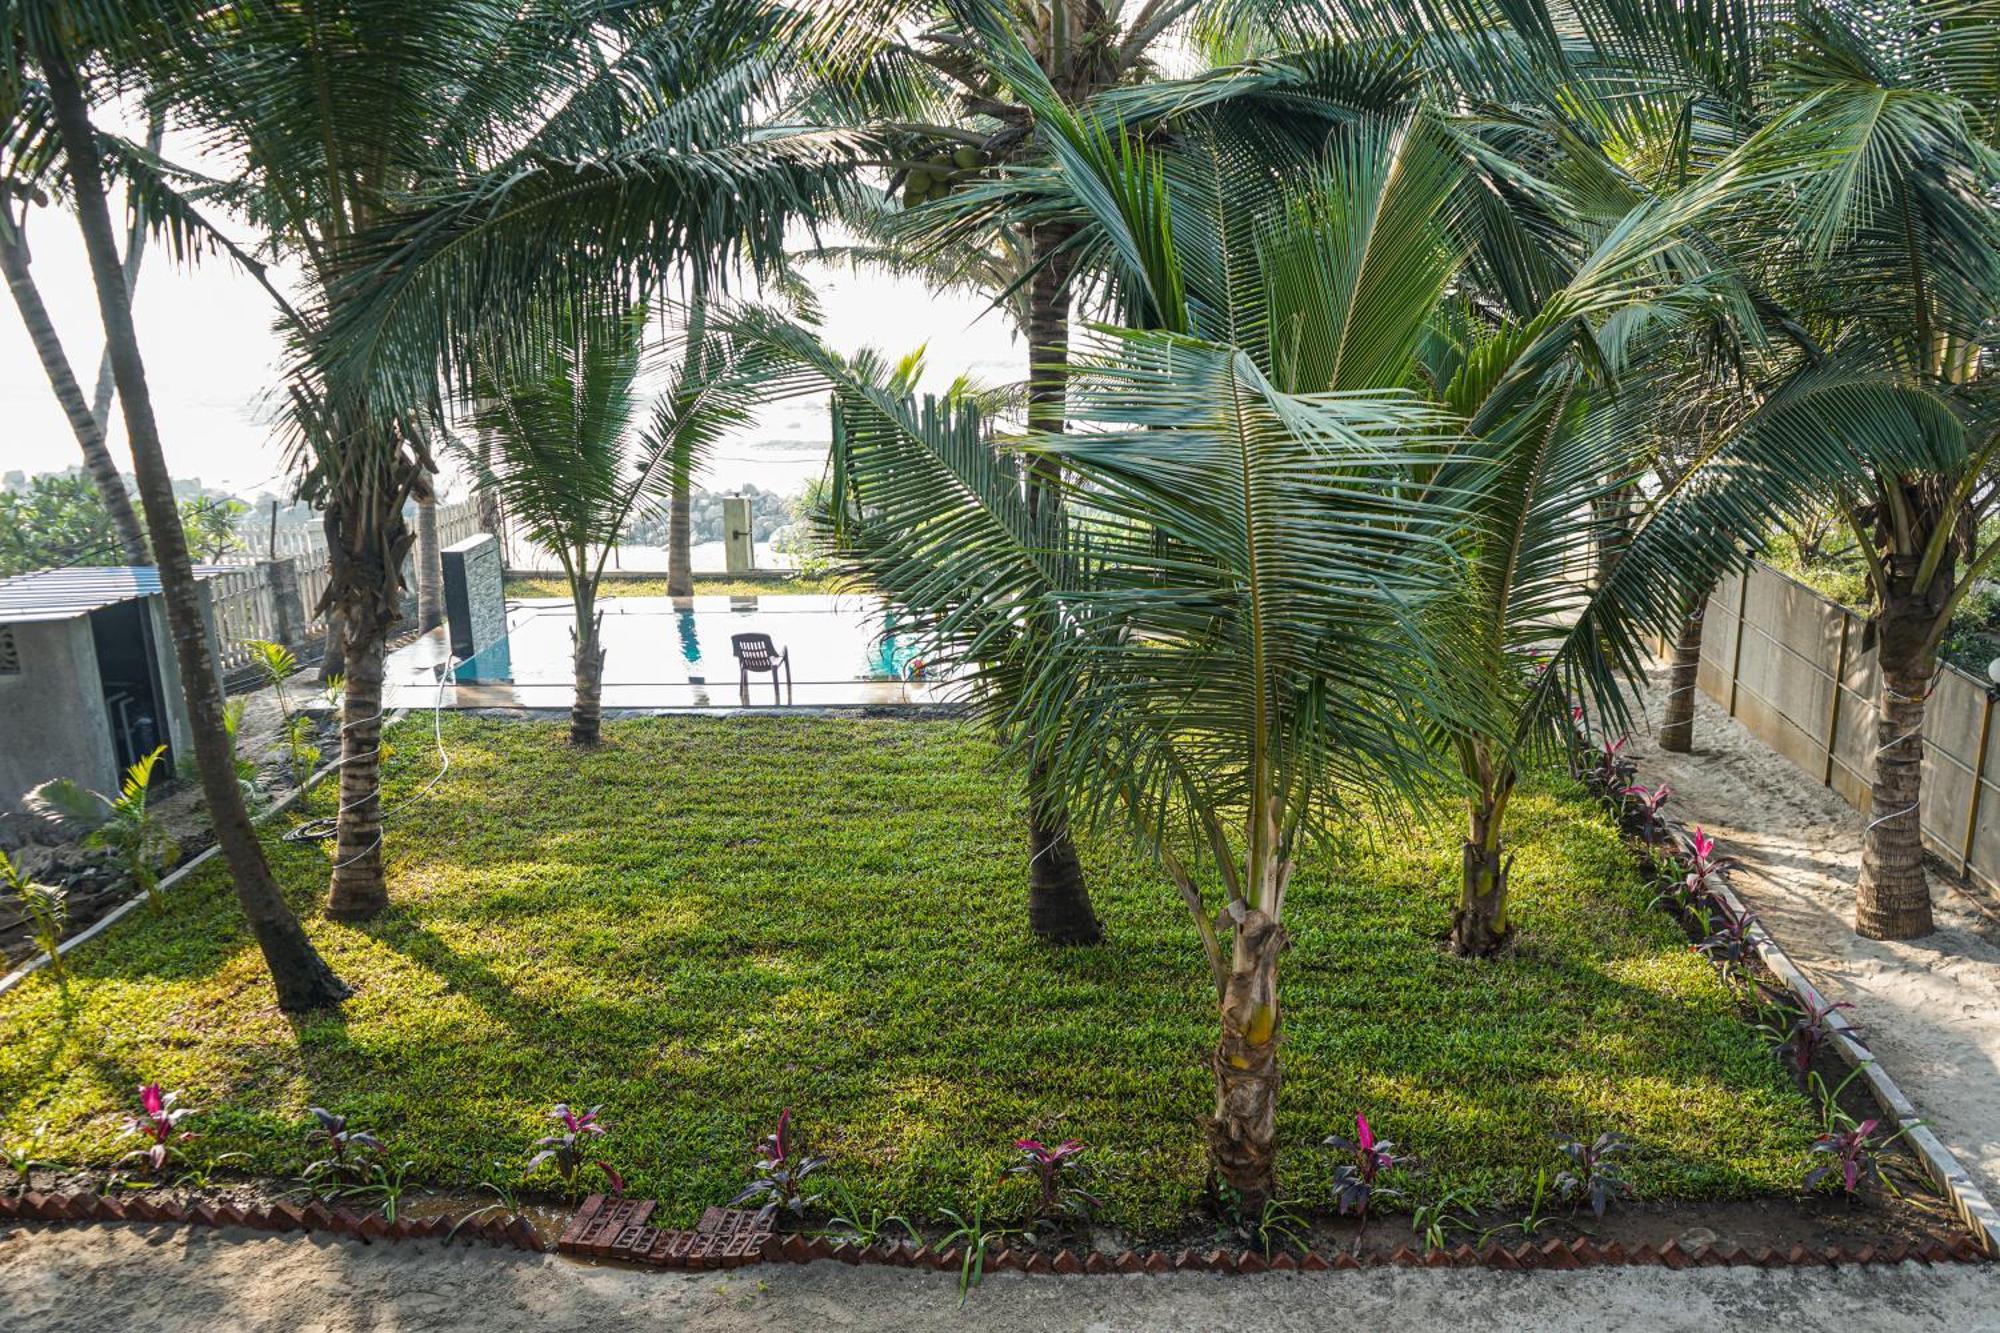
[385,595,949,710]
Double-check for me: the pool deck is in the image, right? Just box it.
[382,595,959,712]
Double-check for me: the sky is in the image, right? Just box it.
[0,134,1024,503]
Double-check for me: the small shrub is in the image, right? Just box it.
[27,748,178,910]
[343,1157,420,1222]
[2,852,67,981]
[119,1083,196,1176]
[221,698,263,809]
[1760,996,1862,1088]
[1006,1137,1100,1223]
[1678,826,1737,911]
[730,1109,825,1221]
[937,1203,1019,1302]
[284,714,324,790]
[302,1107,384,1191]
[1411,1185,1480,1251]
[246,638,301,717]
[1805,1116,1909,1198]
[1552,1132,1634,1220]
[3,1128,49,1191]
[1694,900,1761,975]
[1324,1114,1413,1232]
[1515,1164,1561,1237]
[1585,736,1634,800]
[1619,783,1674,847]
[821,1179,913,1246]
[526,1104,623,1197]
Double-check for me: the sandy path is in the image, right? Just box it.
[1,1223,1995,1332]
[1627,666,2000,1209]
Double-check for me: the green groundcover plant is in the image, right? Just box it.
[0,718,1815,1233]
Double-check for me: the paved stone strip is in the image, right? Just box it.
[559,1198,773,1269]
[551,1193,1985,1274]
[0,1189,545,1252]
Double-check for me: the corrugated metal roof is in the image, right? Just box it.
[0,566,231,625]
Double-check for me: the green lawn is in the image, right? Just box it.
[0,718,1813,1232]
[504,573,848,599]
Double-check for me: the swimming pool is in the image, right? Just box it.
[382,595,956,710]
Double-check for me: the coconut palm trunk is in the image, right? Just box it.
[570,579,606,745]
[1022,221,1101,945]
[1858,596,1937,939]
[667,293,709,600]
[1657,584,1710,753]
[0,214,149,564]
[1450,760,1515,956]
[322,478,415,921]
[320,607,347,681]
[1208,906,1285,1211]
[39,41,348,1009]
[327,601,392,919]
[472,421,505,542]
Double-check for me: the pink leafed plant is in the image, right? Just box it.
[120,1083,196,1175]
[1008,1137,1100,1221]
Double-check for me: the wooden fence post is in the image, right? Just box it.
[1963,689,1994,875]
[1822,612,1851,788]
[1726,568,1752,718]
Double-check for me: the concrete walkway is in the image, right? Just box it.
[2,1224,1995,1332]
[1629,667,2000,1214]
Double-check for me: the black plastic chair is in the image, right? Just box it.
[731,632,792,703]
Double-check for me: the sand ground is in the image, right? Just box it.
[1,1223,1995,1332]
[1628,665,2000,1211]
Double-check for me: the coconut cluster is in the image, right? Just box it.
[901,144,988,206]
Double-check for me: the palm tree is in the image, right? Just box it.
[1649,371,1750,756]
[0,198,146,563]
[937,19,1796,957]
[0,93,159,564]
[7,2,348,1010]
[1571,0,2000,940]
[1728,8,1998,940]
[140,0,861,918]
[466,299,773,744]
[777,312,1464,1210]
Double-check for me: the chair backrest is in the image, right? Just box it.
[731,632,781,670]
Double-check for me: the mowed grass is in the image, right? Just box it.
[504,573,847,599]
[0,718,1813,1232]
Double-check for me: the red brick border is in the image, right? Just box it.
[0,1189,545,1252]
[7,1187,1983,1273]
[550,1194,1985,1273]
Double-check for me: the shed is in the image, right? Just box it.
[0,566,227,813]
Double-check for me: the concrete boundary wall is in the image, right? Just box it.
[1691,562,2000,891]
